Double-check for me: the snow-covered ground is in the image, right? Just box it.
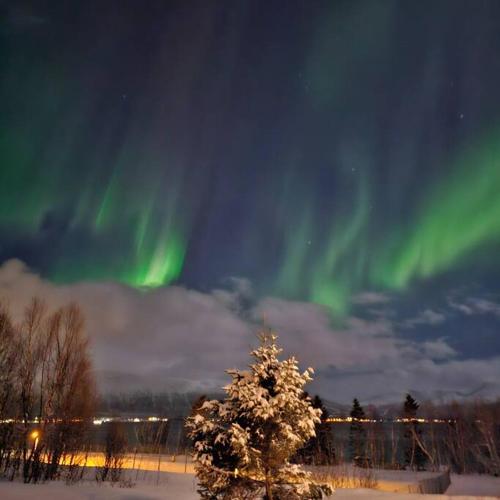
[446,474,500,497]
[0,473,197,499]
[1,471,499,499]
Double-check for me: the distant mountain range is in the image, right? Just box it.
[97,370,499,418]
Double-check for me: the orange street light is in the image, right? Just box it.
[30,430,40,449]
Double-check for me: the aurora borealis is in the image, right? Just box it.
[2,0,500,400]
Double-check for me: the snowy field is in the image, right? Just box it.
[0,470,499,499]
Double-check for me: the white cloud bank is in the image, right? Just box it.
[1,259,499,403]
[402,308,447,328]
[448,296,500,317]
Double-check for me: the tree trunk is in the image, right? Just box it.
[265,470,273,500]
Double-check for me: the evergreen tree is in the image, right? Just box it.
[349,398,367,466]
[190,394,208,417]
[403,393,427,470]
[296,395,335,465]
[186,332,333,499]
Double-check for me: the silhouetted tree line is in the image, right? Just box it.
[344,394,500,475]
[186,390,500,476]
[190,391,500,476]
[97,392,500,478]
[0,299,96,483]
[293,394,336,466]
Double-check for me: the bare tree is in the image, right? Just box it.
[97,422,127,483]
[471,400,500,475]
[0,305,19,474]
[42,304,96,481]
[365,405,385,469]
[389,421,401,470]
[442,401,475,473]
[0,299,96,482]
[18,299,46,482]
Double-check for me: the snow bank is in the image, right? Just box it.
[447,474,500,497]
[375,468,450,494]
[0,472,198,500]
[310,464,451,494]
[1,469,498,499]
[1,478,499,500]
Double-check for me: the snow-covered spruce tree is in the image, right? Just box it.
[187,332,333,499]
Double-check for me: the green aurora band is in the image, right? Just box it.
[273,130,500,315]
[2,125,499,312]
[0,52,189,289]
[2,1,500,314]
[0,115,187,289]
[372,131,500,290]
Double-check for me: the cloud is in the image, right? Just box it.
[253,297,401,369]
[326,356,500,405]
[351,291,391,305]
[210,277,253,314]
[448,298,475,315]
[466,298,500,316]
[402,308,447,328]
[0,259,499,404]
[0,259,254,393]
[421,338,457,360]
[448,296,500,317]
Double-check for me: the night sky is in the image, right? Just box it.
[1,0,500,403]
